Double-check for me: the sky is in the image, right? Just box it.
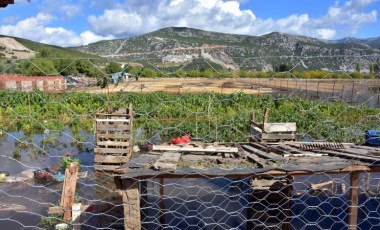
[0,0,379,47]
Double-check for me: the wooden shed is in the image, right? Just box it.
[114,141,380,230]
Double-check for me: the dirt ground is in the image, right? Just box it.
[80,77,271,94]
[76,77,380,96]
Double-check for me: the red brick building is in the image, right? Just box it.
[0,74,65,92]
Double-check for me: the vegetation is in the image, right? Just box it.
[62,156,80,170]
[0,90,379,143]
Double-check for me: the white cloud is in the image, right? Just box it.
[0,13,114,47]
[40,0,83,19]
[86,0,377,40]
[1,0,378,47]
[316,28,337,39]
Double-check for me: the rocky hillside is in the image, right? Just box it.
[0,35,100,60]
[74,27,380,71]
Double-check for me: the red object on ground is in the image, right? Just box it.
[171,135,190,144]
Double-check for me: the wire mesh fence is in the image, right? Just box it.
[0,55,380,229]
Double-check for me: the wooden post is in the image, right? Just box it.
[332,81,336,96]
[348,171,359,230]
[72,203,82,230]
[351,82,355,104]
[283,175,293,230]
[263,108,270,124]
[122,179,141,230]
[317,81,320,97]
[61,162,79,221]
[159,178,165,229]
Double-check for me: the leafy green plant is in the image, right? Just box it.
[62,156,80,170]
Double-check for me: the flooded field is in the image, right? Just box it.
[1,130,380,229]
[0,130,123,229]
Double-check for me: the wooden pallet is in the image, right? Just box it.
[94,104,133,172]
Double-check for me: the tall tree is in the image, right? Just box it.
[105,61,122,74]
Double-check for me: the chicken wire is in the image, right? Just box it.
[0,55,379,230]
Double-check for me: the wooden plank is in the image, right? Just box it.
[94,148,129,154]
[122,179,141,230]
[61,162,79,221]
[315,149,380,163]
[264,108,269,124]
[153,152,181,171]
[97,141,130,147]
[310,181,335,190]
[348,171,359,230]
[94,155,130,164]
[96,118,130,123]
[241,144,284,161]
[96,113,130,117]
[96,124,130,131]
[94,164,118,171]
[263,123,297,133]
[152,144,239,153]
[96,134,131,139]
[262,133,296,141]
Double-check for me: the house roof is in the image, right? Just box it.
[0,74,64,81]
[118,141,380,179]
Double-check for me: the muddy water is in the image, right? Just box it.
[0,130,119,229]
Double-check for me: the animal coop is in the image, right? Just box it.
[114,141,380,230]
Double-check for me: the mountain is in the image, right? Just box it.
[0,35,100,60]
[74,27,380,71]
[337,36,380,50]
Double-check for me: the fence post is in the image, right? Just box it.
[122,179,141,230]
[333,81,336,96]
[351,82,355,104]
[348,171,359,230]
[317,81,320,97]
[159,177,165,228]
[283,175,293,230]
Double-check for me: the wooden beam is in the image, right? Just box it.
[152,144,238,153]
[122,179,141,230]
[159,178,165,229]
[264,108,270,124]
[94,148,129,154]
[96,141,130,147]
[94,155,130,164]
[96,124,131,131]
[241,144,284,161]
[263,123,297,133]
[315,149,380,163]
[348,171,359,230]
[153,152,181,171]
[94,164,119,171]
[61,162,79,221]
[283,175,293,230]
[96,134,131,140]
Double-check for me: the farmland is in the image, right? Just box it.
[0,90,379,143]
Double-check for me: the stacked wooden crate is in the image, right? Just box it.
[94,104,133,171]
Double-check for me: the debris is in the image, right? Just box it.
[171,135,190,145]
[133,145,140,153]
[55,223,69,230]
[34,169,54,184]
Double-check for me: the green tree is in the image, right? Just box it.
[17,59,58,76]
[75,60,102,77]
[54,59,78,76]
[105,61,122,74]
[355,63,361,73]
[141,68,159,78]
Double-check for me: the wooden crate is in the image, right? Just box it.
[94,104,133,171]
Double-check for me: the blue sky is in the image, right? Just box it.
[0,0,379,47]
